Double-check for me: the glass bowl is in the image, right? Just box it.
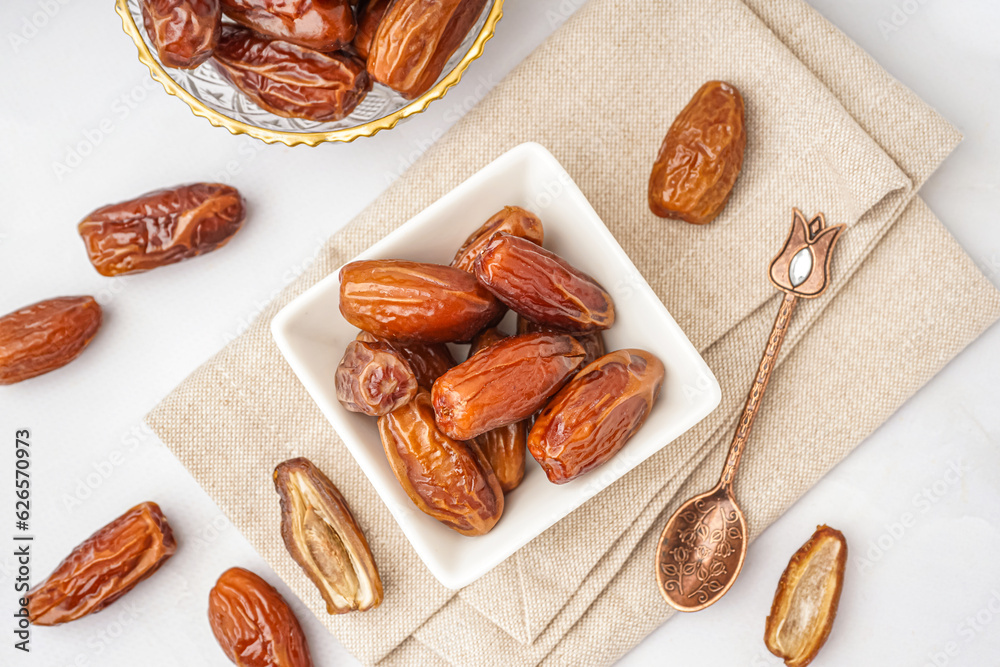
[115,0,504,146]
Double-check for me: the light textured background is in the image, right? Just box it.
[0,1,997,666]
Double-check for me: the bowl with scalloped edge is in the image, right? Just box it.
[115,0,504,146]
[271,142,722,588]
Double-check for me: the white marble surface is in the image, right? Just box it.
[0,1,997,665]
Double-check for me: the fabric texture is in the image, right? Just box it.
[146,0,1000,664]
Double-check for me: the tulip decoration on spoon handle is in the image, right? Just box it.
[655,209,845,612]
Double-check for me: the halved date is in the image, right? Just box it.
[764,526,847,667]
[339,260,502,343]
[356,331,455,390]
[648,81,746,224]
[214,25,371,122]
[220,0,355,52]
[352,0,392,60]
[528,349,664,484]
[378,390,503,536]
[78,182,246,276]
[0,296,102,385]
[367,0,488,99]
[27,502,176,626]
[474,233,615,332]
[517,315,606,367]
[336,340,417,416]
[209,567,314,667]
[432,332,585,441]
[141,0,220,69]
[451,206,544,272]
[468,327,525,492]
[274,458,383,614]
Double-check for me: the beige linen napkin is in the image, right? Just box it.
[147,0,1000,665]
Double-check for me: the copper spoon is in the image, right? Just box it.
[654,209,845,612]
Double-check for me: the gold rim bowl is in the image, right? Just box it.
[115,0,504,147]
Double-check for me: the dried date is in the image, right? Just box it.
[209,567,314,667]
[214,25,371,122]
[141,0,221,69]
[367,0,488,99]
[467,327,526,492]
[356,331,455,390]
[352,0,391,60]
[474,233,615,332]
[528,349,664,484]
[336,340,417,416]
[78,182,246,276]
[339,260,502,343]
[467,325,506,354]
[648,81,746,224]
[274,458,383,614]
[378,389,503,536]
[474,424,526,494]
[432,332,586,441]
[220,0,355,52]
[517,315,606,367]
[27,502,176,626]
[451,206,544,272]
[764,526,847,667]
[0,296,102,386]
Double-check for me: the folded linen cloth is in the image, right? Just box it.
[146,0,1000,664]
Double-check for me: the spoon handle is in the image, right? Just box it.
[719,292,798,488]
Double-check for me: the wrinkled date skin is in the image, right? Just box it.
[209,567,314,667]
[467,328,526,492]
[432,332,586,441]
[356,331,455,390]
[0,296,102,385]
[517,315,606,368]
[27,502,176,625]
[529,349,664,484]
[367,0,488,99]
[214,25,371,122]
[352,0,392,60]
[141,0,221,69]
[765,526,847,667]
[274,458,383,614]
[475,424,526,494]
[451,206,544,272]
[339,260,502,344]
[467,325,507,353]
[378,390,503,536]
[220,0,355,52]
[475,233,615,332]
[648,81,746,224]
[78,183,246,276]
[336,340,417,416]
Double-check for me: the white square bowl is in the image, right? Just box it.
[271,142,721,589]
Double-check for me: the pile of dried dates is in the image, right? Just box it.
[335,206,665,535]
[140,0,490,121]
